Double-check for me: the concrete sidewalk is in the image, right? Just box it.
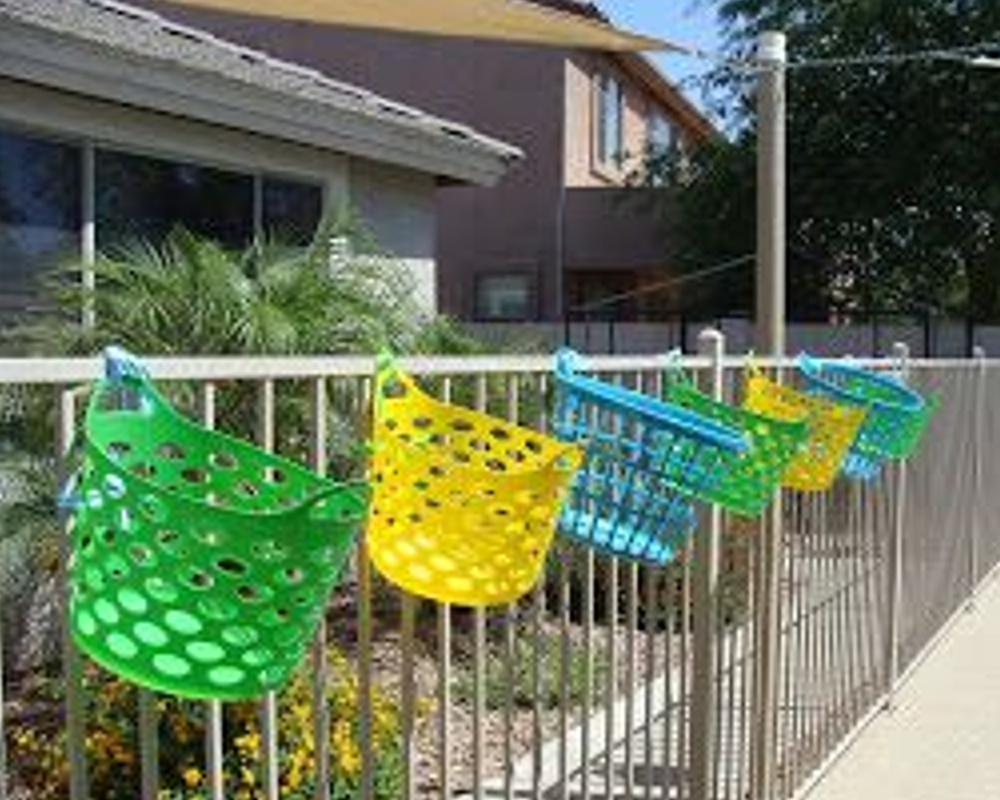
[805,574,1000,800]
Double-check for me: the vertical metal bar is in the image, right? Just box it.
[662,566,676,800]
[504,375,519,800]
[58,388,89,800]
[625,561,638,799]
[532,374,547,800]
[531,580,545,800]
[816,486,834,761]
[197,383,225,800]
[643,567,657,800]
[256,380,281,800]
[690,330,724,800]
[558,545,572,800]
[358,537,375,800]
[883,344,910,708]
[738,531,757,799]
[604,557,619,798]
[470,374,484,800]
[401,594,417,800]
[749,468,783,800]
[138,690,160,800]
[679,541,693,800]
[777,496,798,794]
[581,548,595,800]
[309,377,332,800]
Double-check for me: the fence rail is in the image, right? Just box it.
[0,341,995,800]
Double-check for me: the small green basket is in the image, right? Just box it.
[68,352,367,700]
[663,371,809,516]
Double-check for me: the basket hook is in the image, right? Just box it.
[104,346,150,384]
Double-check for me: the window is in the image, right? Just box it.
[263,177,324,245]
[0,123,327,330]
[648,112,676,156]
[96,149,255,251]
[0,128,81,321]
[595,73,624,169]
[475,274,533,321]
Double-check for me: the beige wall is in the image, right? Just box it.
[564,52,689,189]
[349,159,438,315]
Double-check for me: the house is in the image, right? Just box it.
[131,0,715,323]
[0,0,520,325]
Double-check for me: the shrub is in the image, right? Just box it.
[8,648,404,800]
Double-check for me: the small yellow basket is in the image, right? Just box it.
[743,367,865,492]
[367,358,582,607]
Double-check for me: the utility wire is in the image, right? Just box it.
[669,39,1000,74]
[569,253,754,314]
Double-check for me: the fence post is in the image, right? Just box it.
[58,388,90,800]
[690,329,725,800]
[970,346,986,605]
[883,342,910,708]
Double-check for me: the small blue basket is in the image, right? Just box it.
[552,350,747,564]
[797,355,931,480]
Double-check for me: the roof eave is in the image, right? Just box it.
[0,20,521,186]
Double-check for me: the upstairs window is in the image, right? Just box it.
[647,112,676,156]
[595,73,624,170]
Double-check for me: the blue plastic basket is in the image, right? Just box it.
[797,355,932,480]
[552,350,748,564]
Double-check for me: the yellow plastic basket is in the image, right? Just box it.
[743,368,866,492]
[367,358,582,607]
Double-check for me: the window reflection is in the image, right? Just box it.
[263,178,323,245]
[96,149,254,251]
[0,128,81,322]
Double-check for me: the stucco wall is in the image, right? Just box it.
[564,52,683,189]
[349,159,437,315]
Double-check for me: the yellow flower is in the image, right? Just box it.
[234,731,261,757]
[182,767,204,789]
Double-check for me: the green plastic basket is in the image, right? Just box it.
[68,355,367,700]
[663,374,809,516]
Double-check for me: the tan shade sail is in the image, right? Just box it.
[163,0,680,52]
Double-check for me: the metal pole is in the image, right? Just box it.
[883,342,911,708]
[750,30,787,800]
[690,329,725,800]
[755,31,787,356]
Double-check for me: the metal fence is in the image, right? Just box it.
[0,340,995,800]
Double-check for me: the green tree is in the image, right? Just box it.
[666,0,1000,320]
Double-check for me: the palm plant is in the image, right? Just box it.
[12,211,457,357]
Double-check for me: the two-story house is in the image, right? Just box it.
[0,0,519,327]
[136,0,714,323]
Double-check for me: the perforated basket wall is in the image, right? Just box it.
[664,380,809,516]
[743,370,866,491]
[553,351,747,565]
[70,377,367,701]
[798,356,933,480]
[367,361,582,607]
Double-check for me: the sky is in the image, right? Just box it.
[598,1,725,111]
